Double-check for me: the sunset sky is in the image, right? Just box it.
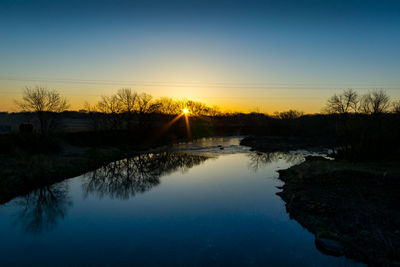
[1,0,399,113]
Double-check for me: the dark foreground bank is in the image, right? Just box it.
[0,130,203,205]
[239,136,400,265]
[0,143,130,205]
[277,157,400,265]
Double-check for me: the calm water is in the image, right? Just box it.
[0,137,361,266]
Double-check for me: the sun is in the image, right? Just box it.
[182,108,189,114]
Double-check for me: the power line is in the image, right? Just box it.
[0,91,323,99]
[0,76,399,90]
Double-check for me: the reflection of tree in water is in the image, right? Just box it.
[82,152,209,200]
[13,182,71,233]
[248,152,304,172]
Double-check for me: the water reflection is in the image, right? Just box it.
[248,152,304,172]
[82,152,210,200]
[12,182,71,233]
[0,145,361,266]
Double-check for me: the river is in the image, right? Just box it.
[0,137,361,266]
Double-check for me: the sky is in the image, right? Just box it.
[0,0,399,113]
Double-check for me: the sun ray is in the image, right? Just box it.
[150,113,184,142]
[150,108,213,143]
[184,113,192,140]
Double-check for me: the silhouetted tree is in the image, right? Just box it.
[393,100,400,114]
[325,89,399,160]
[154,97,182,114]
[136,93,157,113]
[186,100,208,116]
[15,87,69,135]
[361,89,391,115]
[324,89,360,114]
[84,101,104,131]
[116,88,138,129]
[324,89,362,158]
[273,110,304,120]
[96,95,122,129]
[117,88,137,114]
[208,105,221,116]
[135,93,160,127]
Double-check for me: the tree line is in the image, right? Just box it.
[324,89,400,161]
[85,88,221,116]
[12,86,400,161]
[325,88,399,115]
[15,87,222,134]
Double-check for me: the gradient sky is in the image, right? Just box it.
[1,0,399,113]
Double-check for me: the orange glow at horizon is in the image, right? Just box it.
[0,93,331,115]
[0,81,347,114]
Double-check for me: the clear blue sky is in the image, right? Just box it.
[1,0,399,112]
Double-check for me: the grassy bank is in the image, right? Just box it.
[277,157,400,265]
[0,146,128,204]
[0,130,212,205]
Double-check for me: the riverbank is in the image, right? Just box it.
[0,146,129,204]
[240,137,400,264]
[0,132,246,204]
[240,136,332,152]
[277,156,400,265]
[0,131,202,204]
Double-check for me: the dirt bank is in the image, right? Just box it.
[277,157,400,265]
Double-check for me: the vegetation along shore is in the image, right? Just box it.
[1,87,400,266]
[239,89,400,265]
